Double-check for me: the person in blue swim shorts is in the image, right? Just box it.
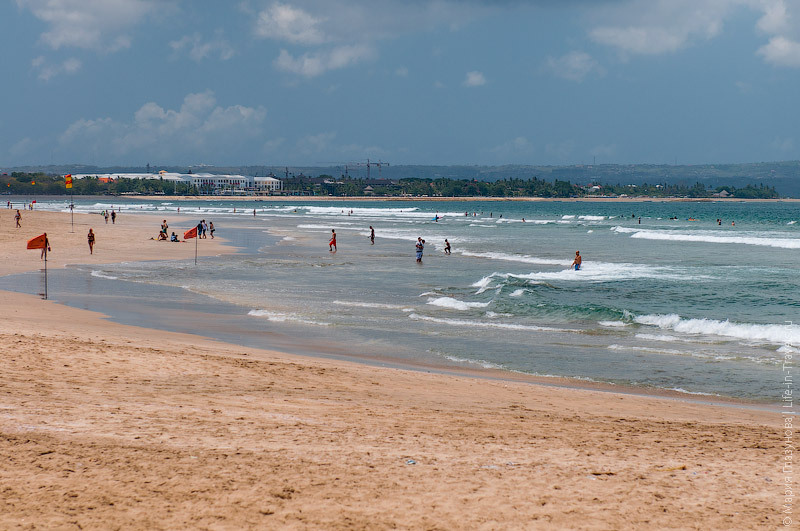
[572,250,582,271]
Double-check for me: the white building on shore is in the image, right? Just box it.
[72,171,283,194]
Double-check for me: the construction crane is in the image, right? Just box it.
[317,159,390,180]
[350,159,390,181]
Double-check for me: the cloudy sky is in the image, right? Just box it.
[1,0,799,167]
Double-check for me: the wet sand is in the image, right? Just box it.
[0,209,783,529]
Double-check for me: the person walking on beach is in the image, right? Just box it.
[209,221,215,239]
[87,228,95,255]
[329,229,337,251]
[201,220,208,239]
[104,210,109,224]
[416,237,424,262]
[14,209,21,228]
[369,226,375,245]
[444,239,451,255]
[111,210,116,224]
[572,250,582,271]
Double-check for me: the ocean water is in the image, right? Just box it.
[9,197,800,401]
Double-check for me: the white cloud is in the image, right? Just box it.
[587,0,800,68]
[170,32,235,62]
[464,71,486,87]
[17,0,161,52]
[490,136,534,159]
[754,0,800,67]
[545,51,604,81]
[771,136,794,152]
[274,45,375,77]
[757,35,800,66]
[588,0,734,55]
[58,91,266,163]
[31,55,82,80]
[395,66,409,77]
[255,2,327,44]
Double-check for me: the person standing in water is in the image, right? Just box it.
[444,239,451,255]
[369,226,375,245]
[572,250,582,271]
[329,229,337,251]
[87,228,95,254]
[416,237,424,262]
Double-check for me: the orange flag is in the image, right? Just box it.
[183,227,197,239]
[27,233,48,249]
[65,174,73,189]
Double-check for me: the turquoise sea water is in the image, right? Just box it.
[7,197,800,401]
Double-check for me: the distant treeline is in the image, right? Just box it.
[0,172,781,199]
[284,175,780,199]
[1,172,197,195]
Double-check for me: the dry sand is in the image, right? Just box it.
[0,209,783,529]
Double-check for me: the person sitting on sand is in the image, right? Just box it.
[87,228,95,254]
[572,251,582,271]
[170,232,179,242]
[158,231,168,241]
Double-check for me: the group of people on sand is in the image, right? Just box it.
[157,219,214,242]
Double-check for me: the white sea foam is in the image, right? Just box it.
[788,221,797,225]
[90,270,118,280]
[460,251,571,266]
[442,355,505,370]
[598,320,629,328]
[503,262,707,283]
[409,313,575,333]
[634,313,800,345]
[427,297,490,311]
[578,215,606,221]
[509,289,526,297]
[561,215,575,220]
[248,309,330,326]
[612,226,800,249]
[667,388,719,396]
[332,300,412,311]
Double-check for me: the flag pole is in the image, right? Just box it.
[195,232,198,265]
[43,244,48,300]
[70,191,74,233]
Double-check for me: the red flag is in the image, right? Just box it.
[65,174,73,189]
[27,233,47,249]
[183,227,197,239]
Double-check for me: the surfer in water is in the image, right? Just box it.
[572,250,582,271]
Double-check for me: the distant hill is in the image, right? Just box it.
[6,161,800,197]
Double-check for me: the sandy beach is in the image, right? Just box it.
[0,209,783,529]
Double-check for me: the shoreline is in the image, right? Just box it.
[0,208,783,528]
[12,194,799,203]
[0,209,776,406]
